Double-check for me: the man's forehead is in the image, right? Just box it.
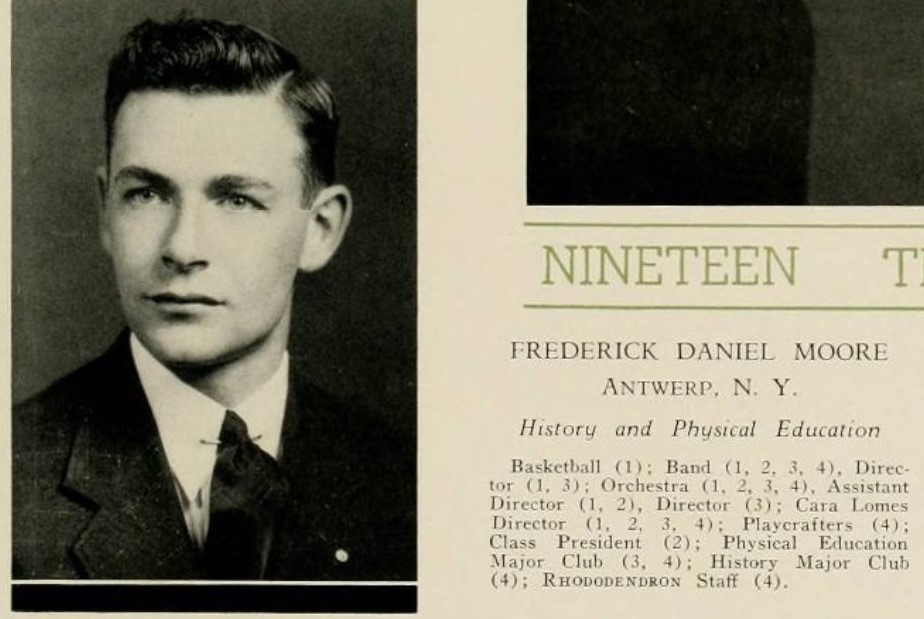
[110,90,304,179]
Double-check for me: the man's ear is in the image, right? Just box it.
[96,165,112,255]
[299,184,352,272]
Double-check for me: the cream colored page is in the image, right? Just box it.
[420,2,921,618]
[3,0,923,617]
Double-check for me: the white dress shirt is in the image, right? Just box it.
[130,334,289,548]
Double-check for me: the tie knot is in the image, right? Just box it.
[218,410,250,446]
[205,409,288,579]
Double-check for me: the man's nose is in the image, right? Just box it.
[161,204,208,272]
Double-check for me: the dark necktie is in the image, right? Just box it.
[202,410,289,579]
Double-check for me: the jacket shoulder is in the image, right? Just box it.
[295,378,412,454]
[13,351,116,453]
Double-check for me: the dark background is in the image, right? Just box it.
[528,0,924,205]
[806,0,924,204]
[11,0,417,433]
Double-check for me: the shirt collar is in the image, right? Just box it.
[130,334,290,501]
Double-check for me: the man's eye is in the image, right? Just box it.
[123,188,165,206]
[218,194,265,211]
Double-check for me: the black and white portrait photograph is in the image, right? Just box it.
[11,0,415,612]
[528,0,924,205]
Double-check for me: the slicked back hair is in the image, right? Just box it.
[105,16,338,192]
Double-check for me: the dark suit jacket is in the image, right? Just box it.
[12,333,416,580]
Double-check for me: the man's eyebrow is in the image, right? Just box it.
[113,166,174,191]
[209,175,276,193]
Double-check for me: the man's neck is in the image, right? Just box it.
[158,337,288,409]
[171,365,273,410]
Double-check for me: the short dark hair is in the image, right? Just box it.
[105,16,338,188]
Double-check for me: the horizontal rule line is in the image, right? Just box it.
[523,222,924,230]
[11,584,417,613]
[524,304,924,312]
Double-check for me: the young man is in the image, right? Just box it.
[13,16,414,581]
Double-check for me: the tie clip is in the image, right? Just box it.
[199,434,262,446]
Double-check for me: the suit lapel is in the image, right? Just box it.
[61,335,201,579]
[266,374,366,579]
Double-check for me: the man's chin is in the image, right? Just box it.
[130,318,286,375]
[134,328,236,370]
[148,345,230,370]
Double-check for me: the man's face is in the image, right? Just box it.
[101,90,318,368]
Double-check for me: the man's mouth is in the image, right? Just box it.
[146,292,223,306]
